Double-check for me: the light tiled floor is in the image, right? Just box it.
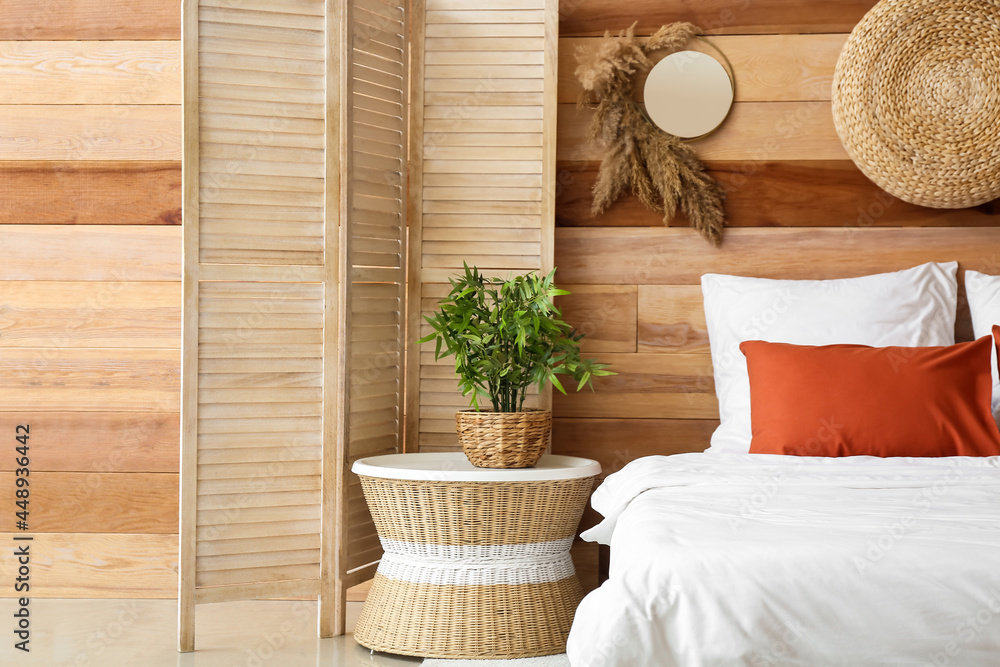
[0,599,423,666]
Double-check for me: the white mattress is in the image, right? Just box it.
[567,454,1000,667]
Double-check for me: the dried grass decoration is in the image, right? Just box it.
[576,22,727,244]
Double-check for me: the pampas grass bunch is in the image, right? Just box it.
[576,23,727,245]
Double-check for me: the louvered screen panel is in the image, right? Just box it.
[340,0,409,581]
[180,0,343,650]
[406,0,558,452]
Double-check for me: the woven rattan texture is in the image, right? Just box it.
[358,476,594,545]
[832,0,1000,208]
[456,409,552,468]
[354,573,583,659]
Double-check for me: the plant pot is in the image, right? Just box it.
[455,408,552,468]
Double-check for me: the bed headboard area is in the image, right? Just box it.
[551,1,1000,484]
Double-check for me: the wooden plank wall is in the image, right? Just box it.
[552,0,1000,506]
[0,1,182,597]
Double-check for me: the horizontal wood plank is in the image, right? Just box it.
[556,285,637,353]
[0,348,179,412]
[0,412,178,473]
[0,105,181,160]
[552,353,717,419]
[0,226,180,281]
[554,227,1000,285]
[0,281,179,348]
[554,160,1000,228]
[637,285,709,354]
[629,283,982,352]
[552,418,715,477]
[0,161,181,225]
[0,533,177,598]
[0,472,176,533]
[558,102,846,162]
[0,41,180,104]
[0,0,180,40]
[558,0,875,37]
[560,34,846,104]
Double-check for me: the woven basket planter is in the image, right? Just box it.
[456,409,552,468]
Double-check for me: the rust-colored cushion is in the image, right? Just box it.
[740,331,1000,457]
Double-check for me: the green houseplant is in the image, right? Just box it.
[418,264,612,468]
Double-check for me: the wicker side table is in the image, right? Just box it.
[351,453,600,659]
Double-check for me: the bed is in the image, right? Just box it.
[565,263,1000,666]
[567,454,1000,666]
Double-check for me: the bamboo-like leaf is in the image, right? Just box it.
[415,267,612,408]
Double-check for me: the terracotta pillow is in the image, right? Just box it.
[740,331,1000,457]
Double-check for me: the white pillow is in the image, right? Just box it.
[701,262,958,454]
[963,270,1000,428]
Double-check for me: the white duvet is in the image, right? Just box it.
[567,454,1000,667]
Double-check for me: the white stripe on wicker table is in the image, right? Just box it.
[378,537,577,586]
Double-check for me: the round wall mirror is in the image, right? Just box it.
[643,50,734,139]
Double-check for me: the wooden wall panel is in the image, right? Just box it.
[0,41,181,104]
[0,105,181,161]
[0,1,183,600]
[0,162,181,225]
[0,533,178,598]
[0,282,179,348]
[559,102,846,163]
[0,349,179,412]
[555,227,1000,285]
[552,1,1000,469]
[556,160,1000,228]
[0,226,180,281]
[636,285,709,354]
[552,352,716,419]
[553,418,718,477]
[0,473,177,533]
[556,285,637,353]
[0,1,181,40]
[560,34,845,104]
[0,413,178,473]
[558,0,877,37]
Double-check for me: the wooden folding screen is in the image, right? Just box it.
[337,0,410,597]
[180,0,407,650]
[406,0,559,452]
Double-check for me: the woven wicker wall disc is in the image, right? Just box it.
[832,0,1000,208]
